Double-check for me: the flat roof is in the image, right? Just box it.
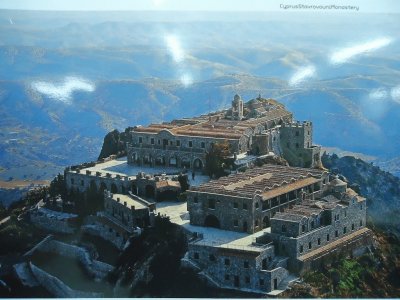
[190,164,326,199]
[111,193,147,210]
[156,201,271,253]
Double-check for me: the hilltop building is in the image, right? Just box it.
[183,165,373,294]
[127,95,321,170]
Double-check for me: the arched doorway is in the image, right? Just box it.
[99,182,107,193]
[111,183,118,194]
[89,180,97,192]
[131,184,138,195]
[263,216,270,228]
[181,158,190,169]
[193,158,203,170]
[243,221,248,232]
[204,215,220,228]
[145,185,155,198]
[155,156,165,166]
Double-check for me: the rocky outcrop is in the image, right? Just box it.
[321,153,400,234]
[98,128,131,160]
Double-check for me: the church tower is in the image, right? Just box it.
[232,94,244,120]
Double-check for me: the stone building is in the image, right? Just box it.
[83,191,155,249]
[127,95,320,170]
[187,164,328,234]
[183,165,373,294]
[65,161,182,201]
[65,167,133,195]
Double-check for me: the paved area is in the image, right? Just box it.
[156,201,271,252]
[81,157,210,186]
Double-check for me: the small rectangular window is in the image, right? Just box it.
[71,178,74,184]
[189,141,193,147]
[194,197,198,203]
[194,252,199,259]
[300,245,304,253]
[360,219,363,227]
[225,274,230,281]
[224,258,230,266]
[308,242,312,249]
[176,140,180,146]
[138,137,142,143]
[233,202,238,209]
[234,220,238,227]
[201,142,205,148]
[244,261,249,268]
[352,223,355,230]
[282,225,287,232]
[327,234,330,241]
[335,230,339,237]
[158,139,161,145]
[343,227,347,234]
[318,238,321,245]
[151,138,154,145]
[259,279,265,286]
[243,203,248,210]
[81,180,84,186]
[209,254,216,262]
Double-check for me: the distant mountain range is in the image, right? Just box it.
[0,10,399,190]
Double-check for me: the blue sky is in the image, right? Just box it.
[0,0,399,12]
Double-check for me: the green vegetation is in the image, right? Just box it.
[285,230,400,298]
[205,140,232,178]
[49,173,66,199]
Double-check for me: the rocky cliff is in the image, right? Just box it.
[97,128,132,160]
[322,153,400,235]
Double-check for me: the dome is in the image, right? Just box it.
[233,94,241,102]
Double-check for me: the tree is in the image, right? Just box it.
[205,140,231,178]
[49,173,66,199]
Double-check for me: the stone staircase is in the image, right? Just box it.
[267,274,299,296]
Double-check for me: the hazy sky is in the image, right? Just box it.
[0,0,399,13]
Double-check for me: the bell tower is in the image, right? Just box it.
[232,94,244,120]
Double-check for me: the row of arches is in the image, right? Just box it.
[88,180,126,195]
[130,153,204,170]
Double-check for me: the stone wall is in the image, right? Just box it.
[260,196,368,272]
[29,262,102,298]
[65,170,132,194]
[185,242,288,293]
[187,192,256,233]
[28,236,113,280]
[280,122,321,168]
[29,208,77,234]
[295,228,374,274]
[187,182,323,234]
